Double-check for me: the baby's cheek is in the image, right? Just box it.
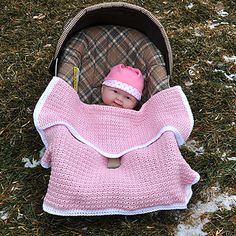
[124,100,136,109]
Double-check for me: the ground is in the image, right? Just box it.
[0,0,235,235]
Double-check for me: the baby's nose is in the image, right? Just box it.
[115,95,123,104]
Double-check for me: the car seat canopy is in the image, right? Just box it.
[57,25,169,105]
[49,2,173,79]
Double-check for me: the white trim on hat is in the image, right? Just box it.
[102,80,142,100]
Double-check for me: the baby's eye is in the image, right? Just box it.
[113,90,118,93]
[126,96,131,100]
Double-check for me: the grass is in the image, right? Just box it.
[1,0,235,235]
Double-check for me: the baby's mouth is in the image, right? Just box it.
[112,102,123,108]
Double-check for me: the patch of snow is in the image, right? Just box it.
[44,44,52,48]
[176,192,236,236]
[188,64,199,77]
[221,152,227,158]
[17,211,24,220]
[220,151,236,161]
[0,210,9,220]
[26,107,33,114]
[22,157,41,168]
[217,9,229,17]
[82,227,88,231]
[184,81,194,87]
[208,21,229,29]
[176,219,208,236]
[206,61,213,65]
[214,69,236,81]
[184,140,204,156]
[223,55,236,64]
[216,194,236,210]
[186,3,194,9]
[188,69,196,76]
[225,85,233,89]
[39,147,46,158]
[33,14,46,20]
[193,28,204,37]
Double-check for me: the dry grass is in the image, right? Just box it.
[1,0,235,235]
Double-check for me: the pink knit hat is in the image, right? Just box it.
[102,64,144,101]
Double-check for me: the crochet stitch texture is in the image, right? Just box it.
[34,77,200,216]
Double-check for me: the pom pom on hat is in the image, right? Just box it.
[102,64,144,101]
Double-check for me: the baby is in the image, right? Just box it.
[102,64,144,109]
[101,64,144,168]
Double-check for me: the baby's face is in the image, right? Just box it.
[101,85,138,109]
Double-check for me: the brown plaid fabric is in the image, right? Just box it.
[58,25,168,107]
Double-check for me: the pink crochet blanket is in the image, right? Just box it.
[34,76,200,216]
